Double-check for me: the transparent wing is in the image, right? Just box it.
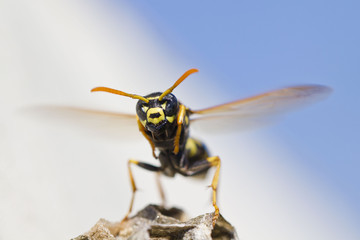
[190,85,332,133]
[26,106,140,140]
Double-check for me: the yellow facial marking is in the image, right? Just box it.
[147,107,165,124]
[140,119,147,127]
[185,138,198,157]
[146,96,160,100]
[166,115,175,123]
[161,101,167,109]
[142,105,149,112]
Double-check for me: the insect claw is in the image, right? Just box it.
[212,208,219,227]
[120,215,129,224]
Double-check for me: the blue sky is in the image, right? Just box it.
[109,0,360,220]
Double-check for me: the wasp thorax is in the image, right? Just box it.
[136,92,179,132]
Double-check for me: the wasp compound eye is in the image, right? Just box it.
[161,93,178,116]
[136,101,148,121]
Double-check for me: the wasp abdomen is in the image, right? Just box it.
[185,138,209,160]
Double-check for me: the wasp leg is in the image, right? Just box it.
[173,104,186,154]
[137,117,157,158]
[155,172,167,207]
[122,159,161,222]
[206,156,221,227]
[179,156,221,227]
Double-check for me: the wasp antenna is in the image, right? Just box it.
[159,68,199,101]
[91,86,149,103]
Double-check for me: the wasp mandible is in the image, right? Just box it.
[91,69,331,226]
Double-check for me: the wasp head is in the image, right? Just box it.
[136,92,178,133]
[91,68,198,134]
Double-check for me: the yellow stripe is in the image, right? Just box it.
[146,96,160,100]
[185,138,198,157]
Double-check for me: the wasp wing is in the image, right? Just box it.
[26,106,140,140]
[190,85,332,133]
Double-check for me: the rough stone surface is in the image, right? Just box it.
[72,205,238,240]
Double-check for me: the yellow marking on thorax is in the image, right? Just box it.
[147,107,165,124]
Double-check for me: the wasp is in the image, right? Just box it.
[89,68,331,226]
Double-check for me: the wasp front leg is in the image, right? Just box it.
[122,159,162,222]
[137,117,157,158]
[173,104,187,154]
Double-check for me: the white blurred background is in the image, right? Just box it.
[1,1,359,239]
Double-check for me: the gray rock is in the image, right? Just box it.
[73,205,238,240]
